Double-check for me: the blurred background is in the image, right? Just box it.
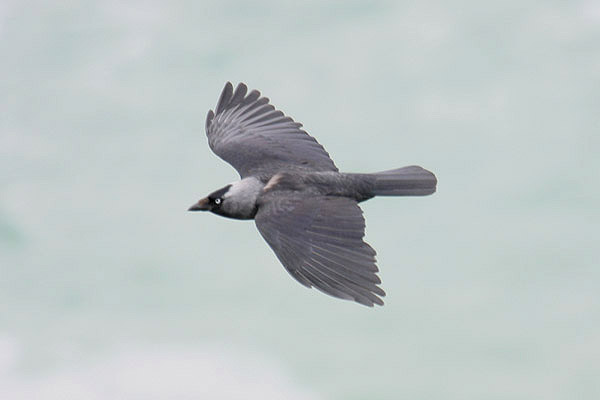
[1,1,599,399]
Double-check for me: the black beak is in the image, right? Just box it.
[188,197,211,211]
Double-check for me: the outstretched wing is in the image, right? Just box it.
[206,82,338,178]
[255,194,385,307]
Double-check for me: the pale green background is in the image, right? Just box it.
[1,1,599,399]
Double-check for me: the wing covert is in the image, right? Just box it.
[206,82,338,178]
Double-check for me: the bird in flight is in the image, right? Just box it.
[189,82,437,306]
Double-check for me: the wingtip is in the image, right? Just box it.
[217,82,254,114]
[356,295,384,307]
[216,82,234,114]
[205,109,215,131]
[230,82,249,108]
[235,82,247,92]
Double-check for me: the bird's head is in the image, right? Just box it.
[188,184,231,214]
[188,178,262,220]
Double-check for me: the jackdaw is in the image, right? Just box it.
[189,82,437,306]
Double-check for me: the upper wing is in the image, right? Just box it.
[206,82,338,178]
[255,194,385,307]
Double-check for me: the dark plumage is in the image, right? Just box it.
[189,82,437,306]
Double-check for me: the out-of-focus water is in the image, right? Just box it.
[1,1,599,399]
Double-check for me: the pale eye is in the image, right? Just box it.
[214,198,221,205]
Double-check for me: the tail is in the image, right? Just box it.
[370,166,437,196]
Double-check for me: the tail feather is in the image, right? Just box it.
[371,166,437,196]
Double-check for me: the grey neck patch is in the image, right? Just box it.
[218,177,263,219]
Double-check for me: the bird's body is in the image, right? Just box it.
[189,82,437,306]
